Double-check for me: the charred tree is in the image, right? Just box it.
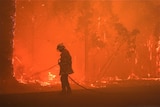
[0,0,16,85]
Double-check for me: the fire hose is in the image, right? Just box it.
[30,64,58,77]
[30,64,92,91]
[15,56,103,94]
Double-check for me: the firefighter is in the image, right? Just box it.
[57,43,74,95]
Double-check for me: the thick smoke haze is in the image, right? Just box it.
[13,0,160,85]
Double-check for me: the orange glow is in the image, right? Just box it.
[13,0,160,88]
[14,0,85,86]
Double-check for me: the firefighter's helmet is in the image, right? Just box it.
[57,43,65,51]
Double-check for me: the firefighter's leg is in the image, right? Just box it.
[60,75,66,94]
[64,74,72,94]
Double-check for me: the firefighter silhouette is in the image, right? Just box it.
[57,43,73,94]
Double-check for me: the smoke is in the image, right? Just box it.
[14,0,160,85]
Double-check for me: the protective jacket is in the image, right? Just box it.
[58,49,74,75]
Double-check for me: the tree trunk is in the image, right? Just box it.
[0,0,16,85]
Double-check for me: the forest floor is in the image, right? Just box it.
[1,80,160,107]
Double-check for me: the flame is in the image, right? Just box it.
[147,37,153,61]
[13,58,59,86]
[127,73,139,80]
[14,72,58,86]
[48,72,56,81]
